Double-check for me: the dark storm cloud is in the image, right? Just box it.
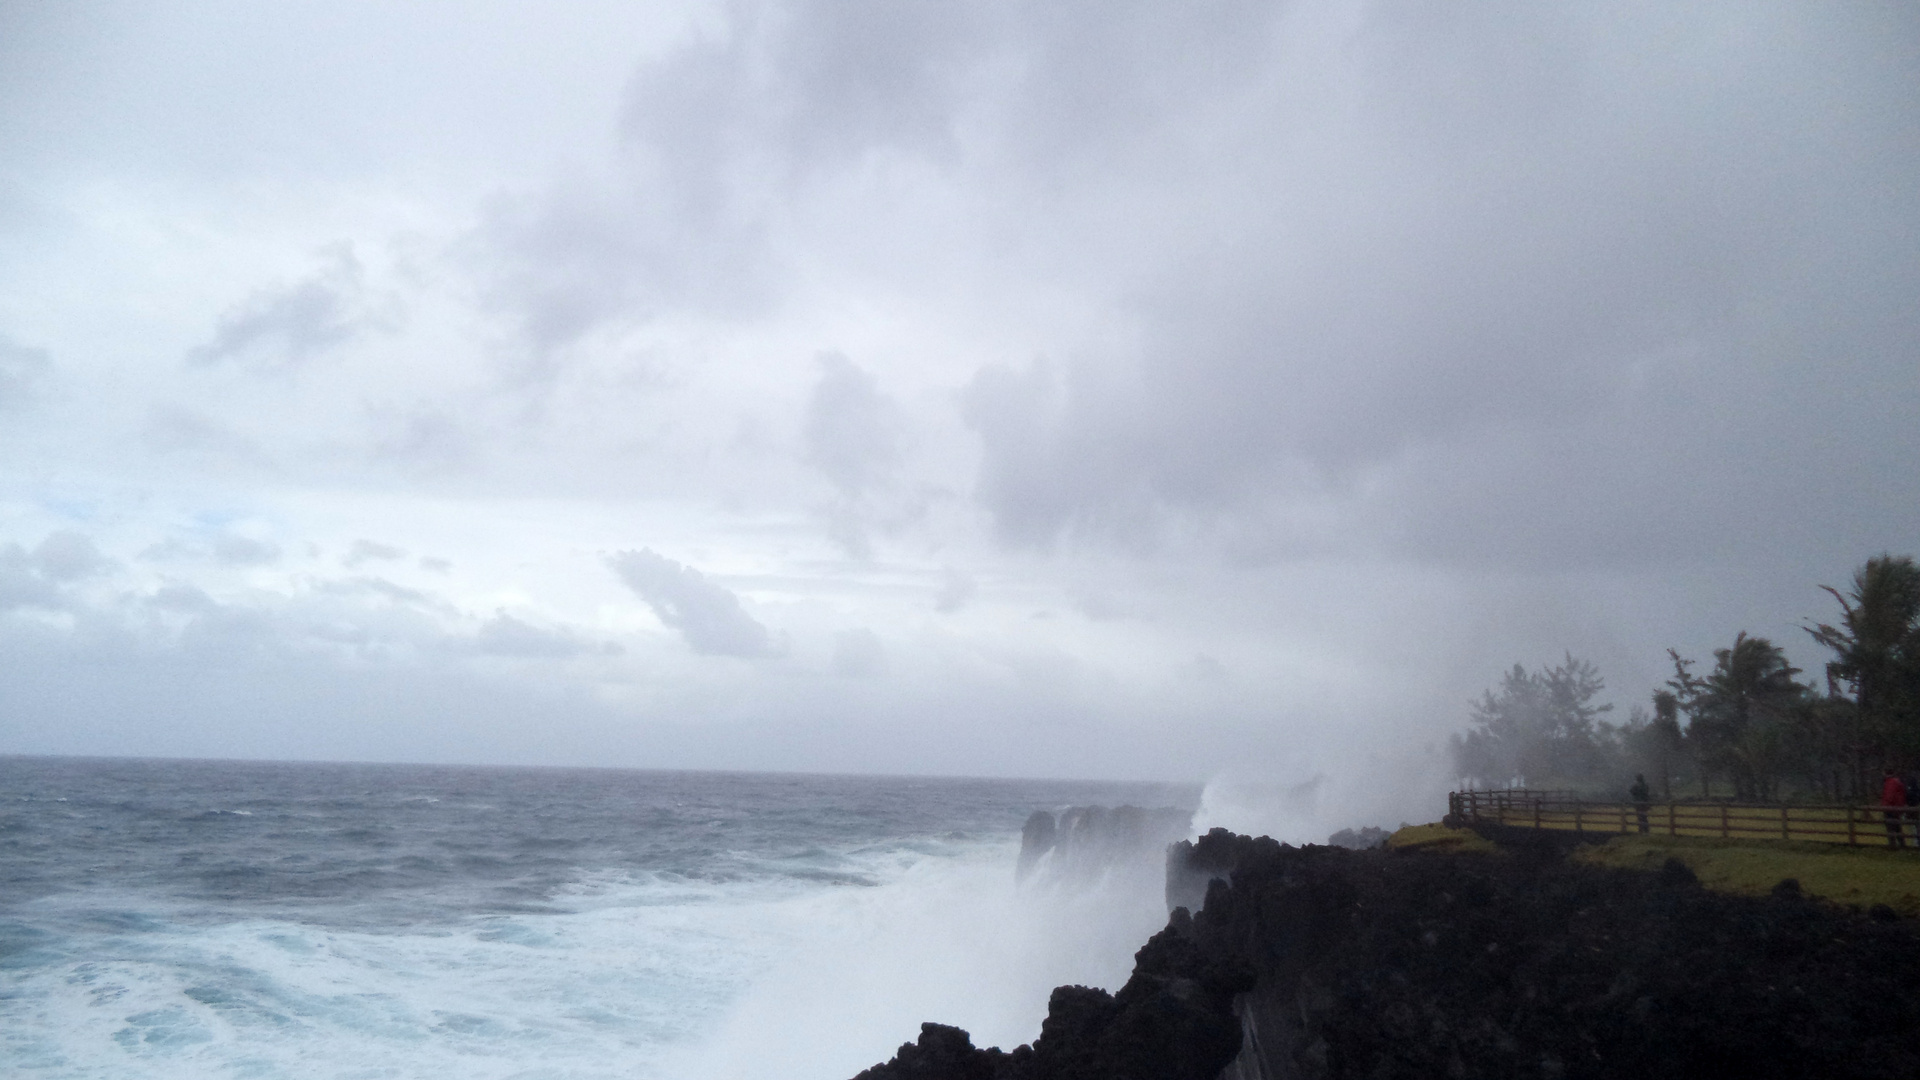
[483,1,1917,575]
[947,2,1920,569]
[187,244,397,369]
[608,548,780,658]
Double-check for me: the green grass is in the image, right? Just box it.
[1385,822,1502,855]
[1388,821,1920,916]
[1571,833,1920,917]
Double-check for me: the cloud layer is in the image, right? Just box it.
[0,0,1915,799]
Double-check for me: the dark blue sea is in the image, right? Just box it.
[0,757,1197,1079]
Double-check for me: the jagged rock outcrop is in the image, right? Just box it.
[856,826,1920,1080]
[1322,825,1389,850]
[1016,805,1193,885]
[852,907,1253,1080]
[1183,827,1920,1078]
[1017,811,1058,880]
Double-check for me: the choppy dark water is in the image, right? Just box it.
[0,756,1196,1079]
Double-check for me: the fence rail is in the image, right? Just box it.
[1448,789,1918,848]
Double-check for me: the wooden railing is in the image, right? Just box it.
[1448,789,1918,848]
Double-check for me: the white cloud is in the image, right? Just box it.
[472,612,602,659]
[0,1,1914,781]
[186,244,399,370]
[343,539,406,568]
[608,548,781,659]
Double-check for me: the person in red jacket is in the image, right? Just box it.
[1883,768,1908,849]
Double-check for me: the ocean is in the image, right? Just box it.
[0,756,1198,1080]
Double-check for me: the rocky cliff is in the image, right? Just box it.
[853,826,1920,1080]
[1015,804,1194,884]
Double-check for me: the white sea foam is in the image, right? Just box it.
[669,839,1172,1080]
[1194,759,1448,845]
[10,886,777,1079]
[2,761,1199,1079]
[3,836,1172,1080]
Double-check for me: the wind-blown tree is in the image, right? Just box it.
[1451,654,1615,789]
[1789,691,1860,801]
[1447,555,1920,803]
[1669,634,1809,801]
[1806,554,1920,783]
[1665,652,1711,796]
[1622,692,1687,799]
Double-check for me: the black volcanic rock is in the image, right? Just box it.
[853,829,1920,1080]
[1196,832,1920,1078]
[851,1024,1009,1080]
[1324,826,1389,850]
[1016,811,1058,880]
[853,906,1251,1080]
[1164,826,1243,913]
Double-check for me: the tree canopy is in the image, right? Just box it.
[1452,553,1920,802]
[1450,654,1612,788]
[1805,553,1920,764]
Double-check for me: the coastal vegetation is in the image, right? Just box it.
[1450,554,1920,802]
[1389,823,1920,916]
[1571,833,1920,917]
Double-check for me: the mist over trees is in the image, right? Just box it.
[1450,655,1613,788]
[1451,554,1920,802]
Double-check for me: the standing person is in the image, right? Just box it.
[1629,774,1652,835]
[1882,768,1908,849]
[1905,770,1920,845]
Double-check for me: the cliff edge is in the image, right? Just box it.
[853,827,1920,1080]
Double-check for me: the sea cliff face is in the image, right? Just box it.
[853,826,1920,1080]
[1016,805,1195,884]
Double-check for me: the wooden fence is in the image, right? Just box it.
[1448,788,1919,848]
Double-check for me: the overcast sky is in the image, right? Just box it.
[2,1,1916,811]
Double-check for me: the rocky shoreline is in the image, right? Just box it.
[853,825,1920,1080]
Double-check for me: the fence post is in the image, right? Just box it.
[1848,806,1857,846]
[1619,802,1627,834]
[1720,803,1729,839]
[1575,802,1583,834]
[1668,802,1676,837]
[1781,805,1789,841]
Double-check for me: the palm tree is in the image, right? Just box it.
[1688,633,1805,801]
[1806,554,1920,790]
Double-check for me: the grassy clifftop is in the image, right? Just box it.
[1390,821,1920,916]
